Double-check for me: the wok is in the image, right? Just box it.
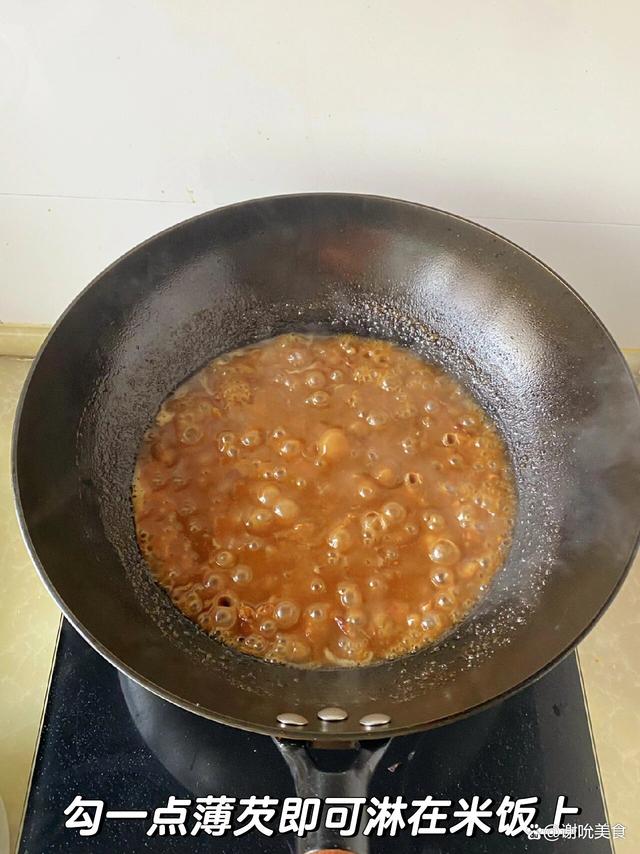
[12,193,640,850]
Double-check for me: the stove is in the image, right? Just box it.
[18,621,612,852]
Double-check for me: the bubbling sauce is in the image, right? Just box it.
[133,334,515,667]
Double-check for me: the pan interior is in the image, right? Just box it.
[14,195,640,739]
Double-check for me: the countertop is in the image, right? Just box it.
[1,349,638,853]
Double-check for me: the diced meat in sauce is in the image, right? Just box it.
[133,334,515,667]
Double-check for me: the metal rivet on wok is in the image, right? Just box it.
[359,713,391,728]
[277,712,308,727]
[317,706,348,722]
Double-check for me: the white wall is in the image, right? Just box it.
[1,0,639,345]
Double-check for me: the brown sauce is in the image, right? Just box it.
[133,334,515,667]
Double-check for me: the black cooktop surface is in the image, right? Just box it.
[18,621,612,852]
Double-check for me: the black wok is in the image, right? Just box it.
[13,194,640,747]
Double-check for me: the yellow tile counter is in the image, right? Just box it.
[0,358,60,850]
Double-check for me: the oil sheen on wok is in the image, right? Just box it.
[133,334,515,667]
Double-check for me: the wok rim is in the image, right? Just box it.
[12,192,640,740]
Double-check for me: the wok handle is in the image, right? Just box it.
[275,738,390,854]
